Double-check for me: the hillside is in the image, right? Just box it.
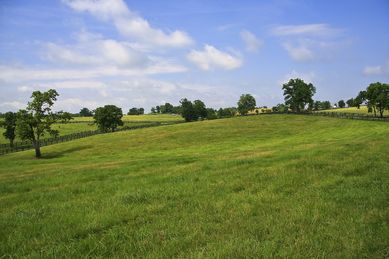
[0,115,388,257]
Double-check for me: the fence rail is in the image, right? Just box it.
[0,121,181,156]
[263,111,389,121]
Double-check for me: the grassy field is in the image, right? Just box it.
[72,114,184,122]
[0,114,181,144]
[320,106,369,114]
[0,115,388,257]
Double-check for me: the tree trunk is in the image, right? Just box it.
[32,140,41,158]
[10,139,14,148]
[373,106,377,117]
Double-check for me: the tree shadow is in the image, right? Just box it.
[41,145,94,159]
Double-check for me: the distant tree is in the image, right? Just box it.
[193,100,207,119]
[354,91,366,109]
[282,78,316,112]
[79,107,93,117]
[180,98,197,122]
[0,112,17,147]
[313,101,322,111]
[172,106,181,114]
[128,107,139,115]
[94,105,123,132]
[338,100,345,108]
[139,108,144,115]
[206,108,217,120]
[237,94,256,115]
[151,107,156,113]
[16,89,72,158]
[160,103,174,114]
[321,101,332,110]
[156,106,161,114]
[346,98,354,107]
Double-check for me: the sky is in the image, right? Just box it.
[0,0,388,113]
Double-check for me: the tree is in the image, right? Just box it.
[282,78,316,112]
[206,108,217,120]
[128,107,139,115]
[79,107,93,117]
[338,100,345,108]
[365,82,389,117]
[354,91,366,109]
[346,98,354,107]
[151,107,156,113]
[156,106,161,114]
[237,94,256,115]
[313,101,322,111]
[139,108,144,115]
[193,100,207,119]
[0,112,17,147]
[16,89,71,158]
[321,101,332,110]
[180,98,197,122]
[160,103,174,114]
[94,105,123,132]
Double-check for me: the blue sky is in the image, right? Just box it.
[0,0,388,112]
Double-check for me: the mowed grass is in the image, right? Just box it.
[0,115,388,257]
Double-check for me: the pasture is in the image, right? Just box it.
[0,115,388,257]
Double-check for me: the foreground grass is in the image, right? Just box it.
[0,115,388,257]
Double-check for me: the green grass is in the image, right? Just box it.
[0,115,388,257]
[320,106,369,114]
[0,114,184,143]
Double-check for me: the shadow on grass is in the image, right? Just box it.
[41,145,94,159]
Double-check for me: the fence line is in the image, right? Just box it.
[263,111,389,121]
[0,121,181,156]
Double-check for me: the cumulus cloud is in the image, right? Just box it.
[187,45,243,70]
[63,0,193,48]
[240,30,263,52]
[272,23,340,37]
[283,43,314,61]
[363,62,389,76]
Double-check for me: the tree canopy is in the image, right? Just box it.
[16,89,72,158]
[0,112,17,147]
[94,105,123,132]
[79,107,93,117]
[237,94,256,115]
[282,78,316,112]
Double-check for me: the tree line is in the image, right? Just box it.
[1,79,387,158]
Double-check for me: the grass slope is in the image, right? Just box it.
[72,114,184,122]
[0,115,388,257]
[320,106,370,114]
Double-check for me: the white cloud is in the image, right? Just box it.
[240,30,263,52]
[272,23,340,37]
[283,43,314,61]
[279,70,315,85]
[363,62,389,76]
[63,0,193,48]
[187,45,243,70]
[0,101,25,110]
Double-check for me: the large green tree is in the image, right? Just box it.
[0,112,17,147]
[94,105,123,132]
[282,78,316,112]
[180,98,197,122]
[364,82,389,117]
[16,89,71,158]
[237,94,256,115]
[193,100,207,119]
